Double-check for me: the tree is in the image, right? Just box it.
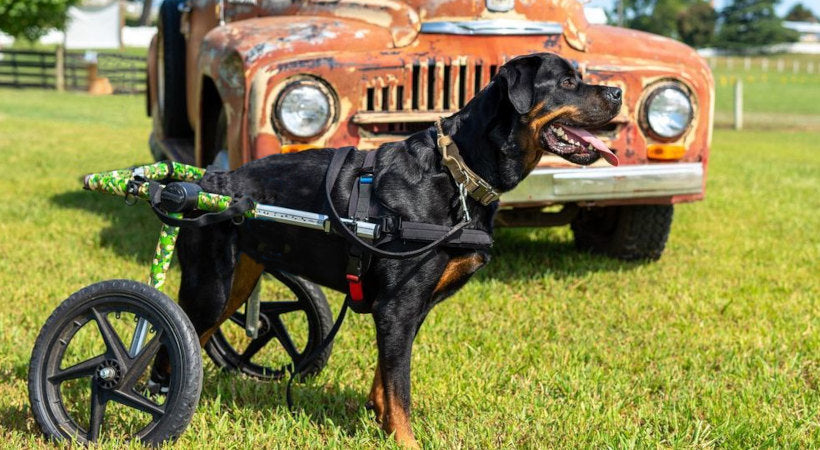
[715,0,799,50]
[677,1,717,47]
[0,0,80,41]
[617,0,697,39]
[785,3,817,22]
[138,0,153,26]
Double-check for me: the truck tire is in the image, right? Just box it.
[157,0,192,138]
[571,205,673,261]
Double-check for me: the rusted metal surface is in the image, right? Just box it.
[148,0,714,207]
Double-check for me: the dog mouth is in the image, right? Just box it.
[542,123,619,166]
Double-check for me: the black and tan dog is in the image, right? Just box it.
[174,52,621,447]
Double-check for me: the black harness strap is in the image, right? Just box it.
[345,151,378,304]
[397,222,493,249]
[324,147,472,259]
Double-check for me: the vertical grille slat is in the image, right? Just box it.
[434,59,445,111]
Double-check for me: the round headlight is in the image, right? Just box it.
[275,82,332,139]
[644,85,693,140]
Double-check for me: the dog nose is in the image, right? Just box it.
[606,87,622,103]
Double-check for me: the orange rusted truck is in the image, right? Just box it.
[146,0,713,261]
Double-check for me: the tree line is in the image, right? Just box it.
[620,0,816,49]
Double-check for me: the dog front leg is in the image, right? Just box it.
[366,362,386,423]
[374,314,420,449]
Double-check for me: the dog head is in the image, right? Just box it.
[453,52,621,191]
[499,53,621,167]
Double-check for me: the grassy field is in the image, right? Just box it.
[711,55,820,131]
[0,88,818,448]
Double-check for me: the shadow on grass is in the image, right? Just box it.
[50,189,159,264]
[481,227,648,281]
[0,364,33,436]
[201,371,374,438]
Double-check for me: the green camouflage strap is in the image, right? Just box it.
[149,217,180,292]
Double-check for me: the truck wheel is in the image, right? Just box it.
[157,0,192,138]
[28,280,202,445]
[204,271,334,381]
[571,205,673,261]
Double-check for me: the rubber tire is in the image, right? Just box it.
[28,280,202,445]
[571,205,674,261]
[158,0,192,138]
[204,271,334,380]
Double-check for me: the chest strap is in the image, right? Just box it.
[435,119,500,206]
[345,150,378,303]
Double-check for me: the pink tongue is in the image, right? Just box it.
[559,125,619,166]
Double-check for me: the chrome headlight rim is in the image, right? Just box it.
[273,77,337,141]
[641,82,694,142]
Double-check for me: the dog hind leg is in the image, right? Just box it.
[197,253,265,346]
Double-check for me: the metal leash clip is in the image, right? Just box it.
[458,183,471,223]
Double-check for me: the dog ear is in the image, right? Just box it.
[497,54,545,114]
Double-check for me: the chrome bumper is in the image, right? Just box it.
[502,162,704,204]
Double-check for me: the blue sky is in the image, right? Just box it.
[584,0,820,18]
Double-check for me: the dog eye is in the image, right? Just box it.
[560,78,577,90]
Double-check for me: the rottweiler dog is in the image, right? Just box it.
[174,52,621,447]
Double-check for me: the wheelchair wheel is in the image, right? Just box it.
[205,271,333,381]
[28,280,202,445]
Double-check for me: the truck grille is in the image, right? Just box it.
[361,57,502,113]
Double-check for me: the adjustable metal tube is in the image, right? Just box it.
[253,204,380,240]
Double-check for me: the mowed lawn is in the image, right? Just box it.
[0,88,818,448]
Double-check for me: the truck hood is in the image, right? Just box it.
[201,16,397,74]
[585,25,706,70]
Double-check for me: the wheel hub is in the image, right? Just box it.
[95,359,123,389]
[257,314,271,336]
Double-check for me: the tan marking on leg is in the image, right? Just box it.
[198,253,265,346]
[433,254,486,296]
[384,390,419,449]
[368,362,386,422]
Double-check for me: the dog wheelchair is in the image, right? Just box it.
[26,160,387,444]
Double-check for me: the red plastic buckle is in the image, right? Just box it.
[346,274,364,302]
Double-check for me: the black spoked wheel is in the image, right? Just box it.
[205,271,333,381]
[28,280,202,445]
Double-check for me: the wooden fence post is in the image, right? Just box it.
[734,79,743,131]
[55,45,65,92]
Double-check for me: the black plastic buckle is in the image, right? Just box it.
[380,215,401,234]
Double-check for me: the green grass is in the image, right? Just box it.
[0,88,819,448]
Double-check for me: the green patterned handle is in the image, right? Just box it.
[83,161,207,197]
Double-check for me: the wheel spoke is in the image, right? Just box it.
[110,388,165,418]
[228,313,245,327]
[91,307,129,365]
[88,383,107,442]
[270,316,300,361]
[120,330,164,388]
[240,331,276,362]
[261,301,303,315]
[48,354,106,384]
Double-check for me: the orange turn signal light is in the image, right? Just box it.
[647,144,686,161]
[281,144,318,154]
